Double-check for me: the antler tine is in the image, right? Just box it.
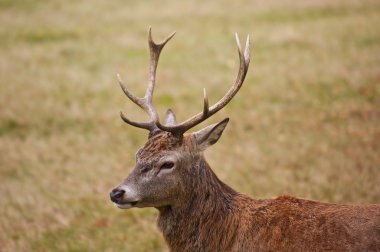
[144,27,176,122]
[118,73,154,130]
[119,28,176,132]
[120,111,154,129]
[117,73,144,107]
[244,35,250,66]
[156,33,250,135]
[146,27,176,103]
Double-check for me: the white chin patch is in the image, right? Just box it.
[114,203,134,209]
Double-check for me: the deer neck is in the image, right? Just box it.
[156,156,240,250]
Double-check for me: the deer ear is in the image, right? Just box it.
[164,109,177,126]
[192,118,229,151]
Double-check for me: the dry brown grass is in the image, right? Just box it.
[1,0,379,251]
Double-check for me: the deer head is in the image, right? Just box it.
[109,28,250,210]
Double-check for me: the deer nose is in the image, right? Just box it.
[110,188,125,203]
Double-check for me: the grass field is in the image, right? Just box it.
[1,0,379,251]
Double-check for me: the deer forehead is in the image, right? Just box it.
[137,132,194,161]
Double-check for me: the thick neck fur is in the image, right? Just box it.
[157,155,253,251]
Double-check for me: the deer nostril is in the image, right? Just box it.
[110,188,125,203]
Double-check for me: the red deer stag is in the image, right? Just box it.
[110,28,380,251]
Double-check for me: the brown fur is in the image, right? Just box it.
[113,132,380,252]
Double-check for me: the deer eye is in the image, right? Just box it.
[160,161,174,170]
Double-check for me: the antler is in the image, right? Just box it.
[156,33,250,135]
[119,29,250,135]
[118,27,176,132]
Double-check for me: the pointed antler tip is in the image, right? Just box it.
[203,88,208,101]
[148,27,153,41]
[117,75,125,88]
[235,33,242,51]
[163,31,176,44]
[244,35,251,64]
[117,74,123,85]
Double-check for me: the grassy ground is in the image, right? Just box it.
[1,0,379,251]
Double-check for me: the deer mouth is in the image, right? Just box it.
[115,201,138,209]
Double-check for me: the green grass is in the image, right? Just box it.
[1,0,379,251]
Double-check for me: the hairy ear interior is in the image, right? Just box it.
[192,118,229,151]
[163,109,177,126]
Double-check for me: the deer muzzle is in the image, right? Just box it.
[109,186,140,209]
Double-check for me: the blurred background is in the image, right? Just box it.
[0,0,379,251]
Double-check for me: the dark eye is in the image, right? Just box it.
[160,161,174,170]
[141,167,150,173]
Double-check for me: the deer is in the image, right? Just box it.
[109,28,380,252]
